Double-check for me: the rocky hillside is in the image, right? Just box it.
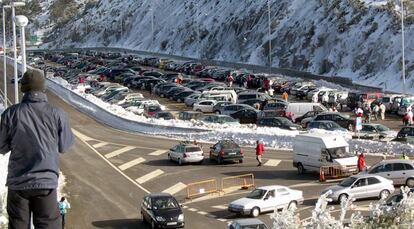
[26,0,414,93]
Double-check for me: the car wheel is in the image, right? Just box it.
[379,190,390,199]
[178,158,183,166]
[251,207,260,217]
[288,201,297,210]
[215,110,221,114]
[197,160,203,165]
[238,159,243,163]
[196,109,202,112]
[406,178,414,188]
[339,194,348,203]
[217,156,223,165]
[297,163,305,174]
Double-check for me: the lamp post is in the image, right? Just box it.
[1,3,10,108]
[11,1,25,104]
[401,0,406,94]
[15,15,28,77]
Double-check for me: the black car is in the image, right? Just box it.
[154,112,175,120]
[239,98,266,109]
[213,101,233,114]
[307,120,346,131]
[294,110,324,124]
[165,87,187,99]
[257,117,302,130]
[141,193,184,228]
[209,140,243,164]
[313,112,355,130]
[394,126,414,144]
[230,109,261,124]
[173,90,197,102]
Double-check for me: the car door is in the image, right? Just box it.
[349,178,368,199]
[371,163,393,182]
[261,190,276,212]
[390,163,407,185]
[275,188,291,208]
[366,177,384,198]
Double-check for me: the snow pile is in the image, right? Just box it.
[48,76,414,155]
[40,0,414,94]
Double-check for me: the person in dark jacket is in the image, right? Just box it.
[256,140,264,166]
[0,69,74,229]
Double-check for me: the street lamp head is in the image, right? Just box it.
[15,15,28,27]
[12,2,26,7]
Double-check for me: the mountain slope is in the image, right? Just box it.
[37,0,414,93]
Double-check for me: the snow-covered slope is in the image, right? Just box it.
[37,0,414,93]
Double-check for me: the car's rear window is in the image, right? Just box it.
[222,141,239,149]
[185,147,202,152]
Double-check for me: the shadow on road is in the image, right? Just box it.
[92,219,146,229]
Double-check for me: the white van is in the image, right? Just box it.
[285,103,327,118]
[201,90,237,103]
[293,133,357,174]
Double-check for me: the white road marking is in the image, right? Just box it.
[182,206,188,209]
[72,129,94,141]
[212,205,228,210]
[353,205,370,211]
[162,182,187,195]
[93,142,109,148]
[264,159,281,167]
[105,146,135,158]
[119,157,146,171]
[149,149,168,156]
[217,218,227,222]
[188,208,198,212]
[135,169,164,184]
[72,129,150,194]
[289,182,321,188]
[197,211,208,215]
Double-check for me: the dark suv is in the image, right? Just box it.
[395,127,414,144]
[313,112,355,130]
[209,140,243,164]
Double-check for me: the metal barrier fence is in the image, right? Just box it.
[221,173,255,191]
[319,165,358,182]
[186,179,218,199]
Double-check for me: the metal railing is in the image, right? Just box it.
[186,179,218,199]
[319,165,358,182]
[221,173,255,191]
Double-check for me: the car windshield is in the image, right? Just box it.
[185,147,201,152]
[376,124,390,132]
[152,197,179,210]
[327,147,353,159]
[246,189,267,199]
[339,177,357,187]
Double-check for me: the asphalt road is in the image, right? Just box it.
[0,61,392,228]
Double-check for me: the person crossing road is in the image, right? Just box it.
[256,140,264,166]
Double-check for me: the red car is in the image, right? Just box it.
[143,105,162,118]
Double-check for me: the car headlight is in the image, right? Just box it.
[155,216,165,222]
[178,214,184,221]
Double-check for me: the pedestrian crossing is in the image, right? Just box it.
[136,169,165,184]
[105,146,136,158]
[119,157,146,171]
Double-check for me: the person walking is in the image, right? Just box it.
[282,91,289,102]
[372,104,379,121]
[0,69,74,228]
[400,152,410,160]
[256,140,264,166]
[379,103,386,120]
[363,103,371,123]
[357,152,366,172]
[59,197,71,229]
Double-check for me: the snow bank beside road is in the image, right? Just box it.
[48,77,414,155]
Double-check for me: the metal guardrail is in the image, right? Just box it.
[186,179,218,199]
[221,173,255,191]
[319,165,359,182]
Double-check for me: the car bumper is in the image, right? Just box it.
[156,221,185,228]
[182,156,204,163]
[228,207,250,215]
[222,156,243,161]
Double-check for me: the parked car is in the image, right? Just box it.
[365,159,414,187]
[237,92,270,104]
[193,100,218,113]
[173,91,198,102]
[141,193,184,228]
[394,126,414,144]
[143,105,162,118]
[178,111,203,121]
[307,121,347,132]
[212,101,233,114]
[184,94,202,107]
[357,124,397,141]
[200,115,239,125]
[227,219,268,229]
[154,111,175,120]
[257,117,302,130]
[321,174,394,203]
[209,140,243,164]
[313,112,355,131]
[294,110,324,125]
[228,186,303,217]
[168,143,204,165]
[219,104,255,115]
[230,109,262,124]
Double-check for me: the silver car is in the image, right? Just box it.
[366,159,414,187]
[322,174,394,203]
[167,143,204,165]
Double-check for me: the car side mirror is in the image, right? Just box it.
[264,196,269,201]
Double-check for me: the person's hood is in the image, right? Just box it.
[22,91,48,103]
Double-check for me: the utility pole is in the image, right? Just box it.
[12,1,18,103]
[401,0,406,94]
[267,0,272,74]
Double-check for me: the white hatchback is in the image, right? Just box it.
[168,143,204,165]
[228,185,303,217]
